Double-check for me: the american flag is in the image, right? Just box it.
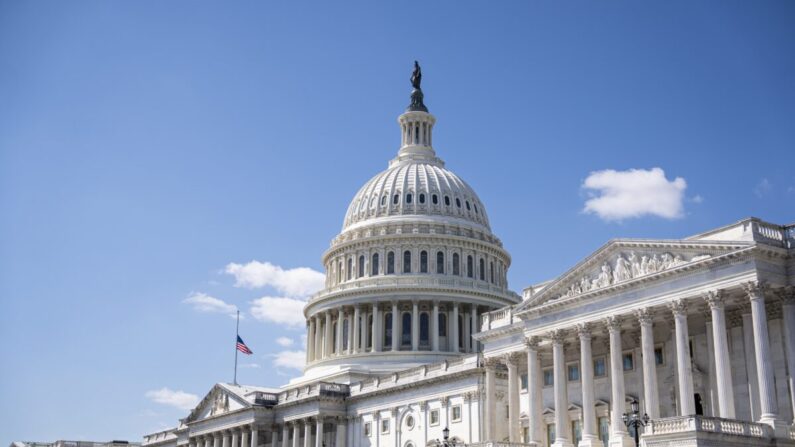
[236,335,253,355]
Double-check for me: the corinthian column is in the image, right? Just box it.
[372,303,381,352]
[636,308,660,419]
[505,353,521,442]
[432,301,440,351]
[483,357,497,440]
[779,287,795,423]
[391,301,400,351]
[411,300,419,351]
[451,302,460,352]
[352,305,361,354]
[303,420,312,447]
[703,290,736,418]
[744,281,781,428]
[335,309,344,355]
[550,330,572,447]
[324,311,332,358]
[577,324,602,447]
[526,337,543,444]
[605,316,633,447]
[670,299,695,415]
[307,319,315,362]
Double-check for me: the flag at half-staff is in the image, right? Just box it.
[236,335,253,355]
[233,310,252,385]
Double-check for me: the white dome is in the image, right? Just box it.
[342,159,490,232]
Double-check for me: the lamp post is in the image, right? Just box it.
[433,427,460,446]
[622,399,650,447]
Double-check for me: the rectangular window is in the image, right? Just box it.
[594,357,607,377]
[364,422,371,437]
[623,352,634,371]
[655,346,664,366]
[568,363,580,381]
[547,424,556,446]
[572,420,582,444]
[430,409,440,426]
[452,405,462,422]
[543,368,554,387]
[521,373,528,391]
[381,419,389,434]
[598,417,610,445]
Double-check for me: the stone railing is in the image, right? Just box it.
[468,443,537,447]
[480,305,515,331]
[752,220,793,248]
[278,381,350,404]
[311,275,511,302]
[645,415,771,439]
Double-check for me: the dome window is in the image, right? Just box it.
[467,255,473,278]
[419,193,425,204]
[371,253,379,276]
[420,250,428,273]
[347,258,353,281]
[465,200,471,210]
[432,194,438,205]
[358,255,365,278]
[474,203,479,214]
[455,198,461,208]
[406,193,412,204]
[436,251,444,274]
[387,251,395,274]
[381,196,386,206]
[453,253,460,276]
[444,196,451,206]
[403,250,412,273]
[393,194,399,205]
[479,258,485,281]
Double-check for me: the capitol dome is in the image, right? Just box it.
[296,63,520,385]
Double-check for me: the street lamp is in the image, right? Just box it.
[434,427,460,446]
[622,399,650,447]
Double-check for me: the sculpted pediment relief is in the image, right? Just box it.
[185,384,249,423]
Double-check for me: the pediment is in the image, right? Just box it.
[516,239,752,312]
[185,383,251,423]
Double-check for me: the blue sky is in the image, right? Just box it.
[1,0,793,443]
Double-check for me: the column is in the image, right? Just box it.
[605,316,632,447]
[347,312,354,354]
[307,320,315,362]
[704,309,718,416]
[432,301,440,351]
[315,417,323,447]
[704,290,736,418]
[205,436,211,447]
[636,308,660,419]
[231,430,239,447]
[373,303,381,352]
[241,429,249,447]
[484,358,497,440]
[526,337,543,444]
[550,330,572,447]
[471,305,479,352]
[292,422,300,447]
[324,311,332,358]
[779,287,795,423]
[222,432,230,447]
[314,318,322,361]
[281,425,289,447]
[577,325,602,447]
[336,310,344,355]
[353,305,361,354]
[742,306,762,420]
[745,281,781,426]
[391,301,400,351]
[249,428,257,447]
[335,417,347,447]
[451,302,460,352]
[270,426,277,447]
[362,309,370,353]
[303,420,312,447]
[214,433,221,447]
[411,300,419,351]
[670,300,695,415]
[506,353,521,442]
[463,311,471,352]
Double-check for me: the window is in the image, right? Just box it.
[547,424,556,446]
[347,258,352,281]
[474,203,479,214]
[543,368,554,387]
[444,195,450,206]
[438,313,447,337]
[384,313,393,347]
[432,194,438,205]
[467,255,473,278]
[455,198,461,208]
[420,250,428,273]
[598,417,610,445]
[387,251,395,274]
[381,196,386,206]
[371,253,379,276]
[490,262,494,283]
[381,419,389,434]
[364,422,372,437]
[453,253,460,275]
[393,194,399,205]
[358,255,365,278]
[594,357,607,377]
[342,318,349,350]
[623,352,634,371]
[430,409,440,426]
[572,420,582,444]
[405,415,415,429]
[655,347,664,366]
[420,313,429,344]
[521,373,528,391]
[403,250,412,273]
[452,405,462,422]
[419,193,425,204]
[406,193,412,204]
[402,313,411,345]
[436,251,444,274]
[568,363,580,381]
[465,200,471,210]
[337,261,342,283]
[479,258,485,281]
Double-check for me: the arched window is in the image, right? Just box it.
[479,258,485,281]
[458,315,464,350]
[343,318,349,351]
[455,198,461,208]
[420,313,430,345]
[366,314,373,349]
[402,313,411,346]
[490,261,495,283]
[444,196,451,206]
[347,258,352,281]
[337,261,342,283]
[371,253,379,276]
[381,196,386,206]
[432,194,439,205]
[415,124,419,144]
[358,255,365,278]
[419,193,425,204]
[332,322,338,353]
[467,255,473,278]
[403,250,412,273]
[436,251,444,274]
[474,203,479,213]
[384,313,393,348]
[420,250,428,273]
[393,194,399,205]
[406,193,412,204]
[453,253,460,275]
[465,200,471,210]
[438,313,447,337]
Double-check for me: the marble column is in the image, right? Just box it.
[484,358,497,440]
[335,417,347,447]
[550,330,572,447]
[373,303,381,352]
[223,431,231,447]
[335,310,344,355]
[670,299,695,416]
[432,301,440,351]
[347,312,354,354]
[411,300,419,351]
[241,429,249,447]
[249,428,257,447]
[231,430,239,447]
[526,337,543,444]
[213,433,220,447]
[704,309,718,417]
[471,305,479,352]
[744,281,781,427]
[391,301,400,351]
[281,425,289,447]
[605,316,632,447]
[314,318,322,361]
[303,420,312,447]
[307,320,315,362]
[205,436,211,447]
[361,309,370,353]
[463,312,471,352]
[704,290,736,418]
[577,324,602,447]
[451,303,460,352]
[292,422,300,447]
[779,287,795,423]
[324,311,332,358]
[315,417,323,447]
[353,305,361,354]
[636,308,660,419]
[506,353,521,442]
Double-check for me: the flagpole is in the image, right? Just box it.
[234,309,239,385]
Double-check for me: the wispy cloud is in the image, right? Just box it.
[250,296,306,328]
[239,363,261,369]
[754,178,773,198]
[276,337,294,347]
[271,350,306,371]
[183,292,238,318]
[224,261,324,297]
[582,168,687,221]
[145,388,199,411]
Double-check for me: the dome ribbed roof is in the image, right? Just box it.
[342,159,490,232]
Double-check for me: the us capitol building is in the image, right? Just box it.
[143,65,795,447]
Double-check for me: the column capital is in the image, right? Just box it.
[547,328,567,344]
[703,290,726,309]
[669,298,688,316]
[502,351,522,367]
[635,307,654,325]
[483,356,501,369]
[576,322,593,338]
[743,280,769,300]
[604,315,622,332]
[524,335,541,348]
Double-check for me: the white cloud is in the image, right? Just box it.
[145,388,199,411]
[271,350,306,371]
[250,296,306,328]
[183,292,238,318]
[276,337,294,347]
[754,178,772,198]
[225,261,324,297]
[239,363,261,369]
[582,168,687,221]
